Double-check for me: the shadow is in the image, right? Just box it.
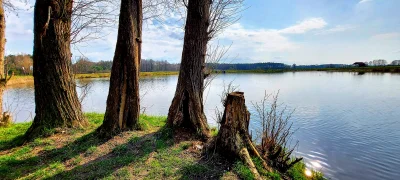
[0,135,25,151]
[2,125,233,179]
[177,153,233,180]
[45,126,174,179]
[1,131,106,179]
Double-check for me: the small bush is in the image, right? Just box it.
[252,91,302,173]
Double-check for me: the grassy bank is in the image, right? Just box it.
[74,71,179,79]
[6,72,179,87]
[6,76,34,87]
[0,113,322,180]
[7,66,399,86]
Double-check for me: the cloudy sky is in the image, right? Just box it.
[5,0,400,64]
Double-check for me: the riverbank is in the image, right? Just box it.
[6,71,179,87]
[74,71,179,79]
[7,66,400,87]
[0,113,322,180]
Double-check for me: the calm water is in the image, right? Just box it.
[4,72,400,180]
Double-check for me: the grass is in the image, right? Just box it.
[0,113,232,180]
[287,160,325,180]
[6,76,34,86]
[0,113,325,180]
[233,157,325,180]
[7,72,179,86]
[74,71,179,79]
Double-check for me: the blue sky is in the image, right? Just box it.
[5,0,400,64]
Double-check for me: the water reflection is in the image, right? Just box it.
[3,72,400,180]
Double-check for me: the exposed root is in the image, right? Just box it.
[239,148,262,180]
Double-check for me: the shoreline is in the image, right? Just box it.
[7,66,400,87]
[6,71,180,87]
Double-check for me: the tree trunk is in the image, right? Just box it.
[0,0,8,126]
[0,0,5,118]
[167,0,211,139]
[0,0,4,79]
[97,0,142,138]
[216,92,272,179]
[25,0,87,139]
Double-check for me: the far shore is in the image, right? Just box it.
[6,66,400,87]
[6,71,179,87]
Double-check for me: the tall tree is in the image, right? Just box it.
[0,0,6,123]
[167,0,211,138]
[97,0,142,138]
[0,0,18,125]
[25,0,87,139]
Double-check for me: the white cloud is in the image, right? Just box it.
[370,33,400,40]
[316,25,355,35]
[72,20,185,62]
[217,18,329,62]
[279,18,327,34]
[218,23,298,62]
[358,0,372,4]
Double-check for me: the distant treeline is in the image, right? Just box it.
[294,64,349,69]
[72,57,180,74]
[208,62,289,70]
[5,54,33,75]
[5,54,400,75]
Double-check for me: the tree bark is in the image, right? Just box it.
[216,92,272,179]
[167,0,211,139]
[0,0,10,126]
[97,0,142,138]
[0,0,4,79]
[25,0,87,139]
[0,0,5,118]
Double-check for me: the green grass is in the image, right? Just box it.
[7,72,179,86]
[287,160,326,180]
[74,71,179,79]
[232,156,326,180]
[0,113,326,180]
[233,161,256,180]
[0,113,234,180]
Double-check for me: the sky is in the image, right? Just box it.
[5,0,400,65]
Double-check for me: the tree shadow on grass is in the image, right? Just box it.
[1,131,107,179]
[0,134,25,151]
[177,153,234,180]
[45,126,174,179]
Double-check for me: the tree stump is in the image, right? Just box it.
[216,92,271,179]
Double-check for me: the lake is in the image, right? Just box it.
[4,72,400,180]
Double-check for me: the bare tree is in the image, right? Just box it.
[71,0,118,45]
[71,0,168,46]
[97,0,142,138]
[213,80,238,125]
[167,0,212,139]
[0,0,27,126]
[25,0,88,140]
[203,43,231,89]
[167,0,244,139]
[208,0,244,39]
